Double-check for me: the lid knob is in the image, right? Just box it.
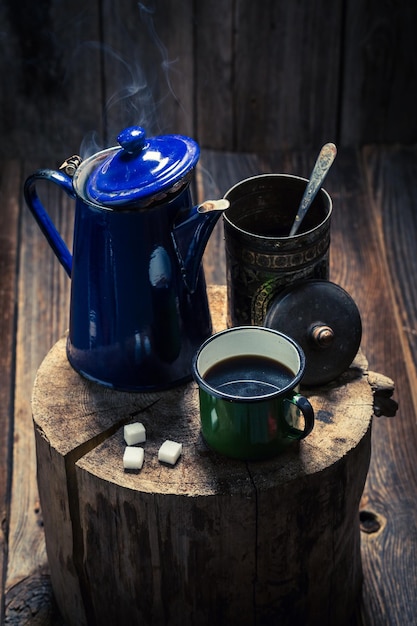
[310,323,335,348]
[117,126,147,155]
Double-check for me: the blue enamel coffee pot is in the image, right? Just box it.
[24,126,228,391]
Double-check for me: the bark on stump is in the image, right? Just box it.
[32,286,375,626]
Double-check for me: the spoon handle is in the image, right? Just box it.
[289,142,337,237]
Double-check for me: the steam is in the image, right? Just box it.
[79,129,105,160]
[137,2,183,110]
[88,3,185,158]
[74,39,158,158]
[73,3,188,159]
[103,43,158,133]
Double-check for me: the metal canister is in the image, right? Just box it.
[223,174,332,327]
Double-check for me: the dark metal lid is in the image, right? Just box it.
[85,126,200,207]
[264,280,362,385]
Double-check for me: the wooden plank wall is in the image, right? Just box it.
[3,160,73,624]
[0,161,21,620]
[0,0,417,619]
[1,0,416,163]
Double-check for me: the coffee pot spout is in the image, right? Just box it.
[172,199,229,292]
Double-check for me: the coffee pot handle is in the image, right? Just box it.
[24,169,76,278]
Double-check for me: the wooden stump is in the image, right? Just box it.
[32,286,374,626]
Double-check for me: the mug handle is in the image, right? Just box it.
[285,394,315,440]
[24,169,76,278]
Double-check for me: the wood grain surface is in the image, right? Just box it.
[199,147,416,625]
[31,288,373,626]
[0,145,415,624]
[1,1,416,160]
[0,161,20,615]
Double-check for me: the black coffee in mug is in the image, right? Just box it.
[192,327,314,460]
[203,354,294,398]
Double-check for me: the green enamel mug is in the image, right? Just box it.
[192,326,314,460]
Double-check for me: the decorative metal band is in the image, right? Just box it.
[226,256,329,326]
[251,259,329,324]
[226,233,330,271]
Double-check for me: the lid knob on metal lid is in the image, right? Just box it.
[310,323,335,348]
[264,280,362,386]
[117,126,147,155]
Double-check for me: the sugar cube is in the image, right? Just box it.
[158,440,182,465]
[123,446,144,470]
[124,422,146,446]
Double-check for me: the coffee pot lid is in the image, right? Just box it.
[85,126,200,207]
[264,280,362,386]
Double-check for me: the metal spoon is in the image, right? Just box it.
[288,142,337,237]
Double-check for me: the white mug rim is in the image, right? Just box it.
[192,326,306,402]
